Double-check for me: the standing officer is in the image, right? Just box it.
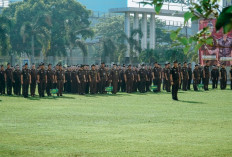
[84,65,90,94]
[0,65,6,95]
[124,65,134,93]
[13,65,21,95]
[30,64,37,97]
[21,63,31,98]
[152,62,161,92]
[181,62,189,91]
[5,63,14,95]
[46,64,54,96]
[170,60,180,100]
[71,66,78,94]
[193,64,200,91]
[120,65,126,92]
[89,64,98,94]
[187,63,192,90]
[132,66,138,92]
[110,64,120,94]
[138,64,148,93]
[37,63,47,97]
[203,60,210,90]
[219,63,227,90]
[162,64,167,91]
[164,63,171,92]
[55,64,65,96]
[65,66,71,93]
[98,62,107,94]
[211,65,219,89]
[78,65,86,95]
[230,65,232,90]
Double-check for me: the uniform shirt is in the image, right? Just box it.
[165,68,170,80]
[65,70,71,82]
[30,69,37,83]
[204,66,210,77]
[133,70,138,81]
[47,69,54,82]
[71,71,77,81]
[56,70,64,81]
[110,69,119,82]
[181,67,188,79]
[22,68,30,81]
[13,69,21,82]
[187,67,192,79]
[220,68,227,79]
[5,68,13,81]
[84,70,89,82]
[147,69,152,81]
[153,67,160,79]
[139,68,147,81]
[125,69,133,80]
[193,68,200,79]
[211,69,219,80]
[38,69,46,81]
[170,67,179,81]
[89,70,98,81]
[0,70,5,81]
[98,67,107,79]
[78,70,85,81]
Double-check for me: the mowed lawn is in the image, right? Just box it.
[0,88,232,157]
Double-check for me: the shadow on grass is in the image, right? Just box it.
[28,95,75,101]
[179,100,205,104]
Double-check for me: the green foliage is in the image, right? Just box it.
[216,6,232,33]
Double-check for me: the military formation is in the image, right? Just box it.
[0,61,231,100]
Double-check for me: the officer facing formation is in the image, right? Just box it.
[170,61,180,100]
[211,65,219,89]
[21,63,31,98]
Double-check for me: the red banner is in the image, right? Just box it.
[199,19,232,66]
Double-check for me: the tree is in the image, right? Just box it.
[0,16,11,56]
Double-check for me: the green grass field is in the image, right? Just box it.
[0,88,232,157]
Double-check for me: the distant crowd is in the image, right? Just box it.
[0,61,231,100]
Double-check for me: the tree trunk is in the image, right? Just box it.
[31,35,35,64]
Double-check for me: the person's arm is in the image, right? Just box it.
[21,74,23,85]
[63,73,66,83]
[219,71,221,80]
[4,72,6,82]
[76,75,80,84]
[170,74,173,85]
[37,73,40,83]
[152,72,154,80]
[203,68,205,78]
[124,73,127,83]
[83,74,86,82]
[89,74,91,83]
[45,74,47,84]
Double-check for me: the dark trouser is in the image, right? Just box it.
[46,81,53,96]
[163,79,166,90]
[166,79,171,92]
[220,78,227,90]
[179,79,182,89]
[22,81,29,97]
[121,80,126,92]
[85,82,89,94]
[90,81,97,94]
[53,83,57,89]
[99,79,106,94]
[71,79,78,93]
[112,80,118,94]
[187,78,192,90]
[172,80,179,100]
[30,82,36,96]
[231,80,232,90]
[145,81,150,92]
[126,79,133,93]
[79,81,85,94]
[65,81,71,93]
[39,80,46,97]
[14,81,21,95]
[212,79,218,89]
[7,79,12,95]
[182,78,188,91]
[153,79,161,92]
[133,81,138,92]
[193,79,199,91]
[0,80,5,94]
[204,77,209,90]
[57,80,64,96]
[139,80,146,93]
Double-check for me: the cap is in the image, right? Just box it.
[91,64,95,67]
[101,62,105,64]
[25,63,28,65]
[154,62,157,64]
[48,63,52,66]
[7,63,10,65]
[195,64,199,67]
[183,61,187,64]
[128,64,131,67]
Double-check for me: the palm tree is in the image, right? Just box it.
[120,29,143,64]
[0,16,11,56]
[20,14,51,64]
[65,26,94,64]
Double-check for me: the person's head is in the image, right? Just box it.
[188,63,191,68]
[101,62,105,68]
[167,63,170,68]
[221,63,225,68]
[113,64,117,69]
[41,63,45,70]
[165,64,167,68]
[1,65,4,70]
[206,60,210,66]
[16,65,20,70]
[48,64,52,69]
[183,62,187,67]
[7,63,10,68]
[128,65,131,70]
[173,61,178,67]
[154,62,158,67]
[195,64,199,69]
[59,64,62,70]
[32,64,35,69]
[213,65,217,69]
[178,63,181,67]
[91,64,95,70]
